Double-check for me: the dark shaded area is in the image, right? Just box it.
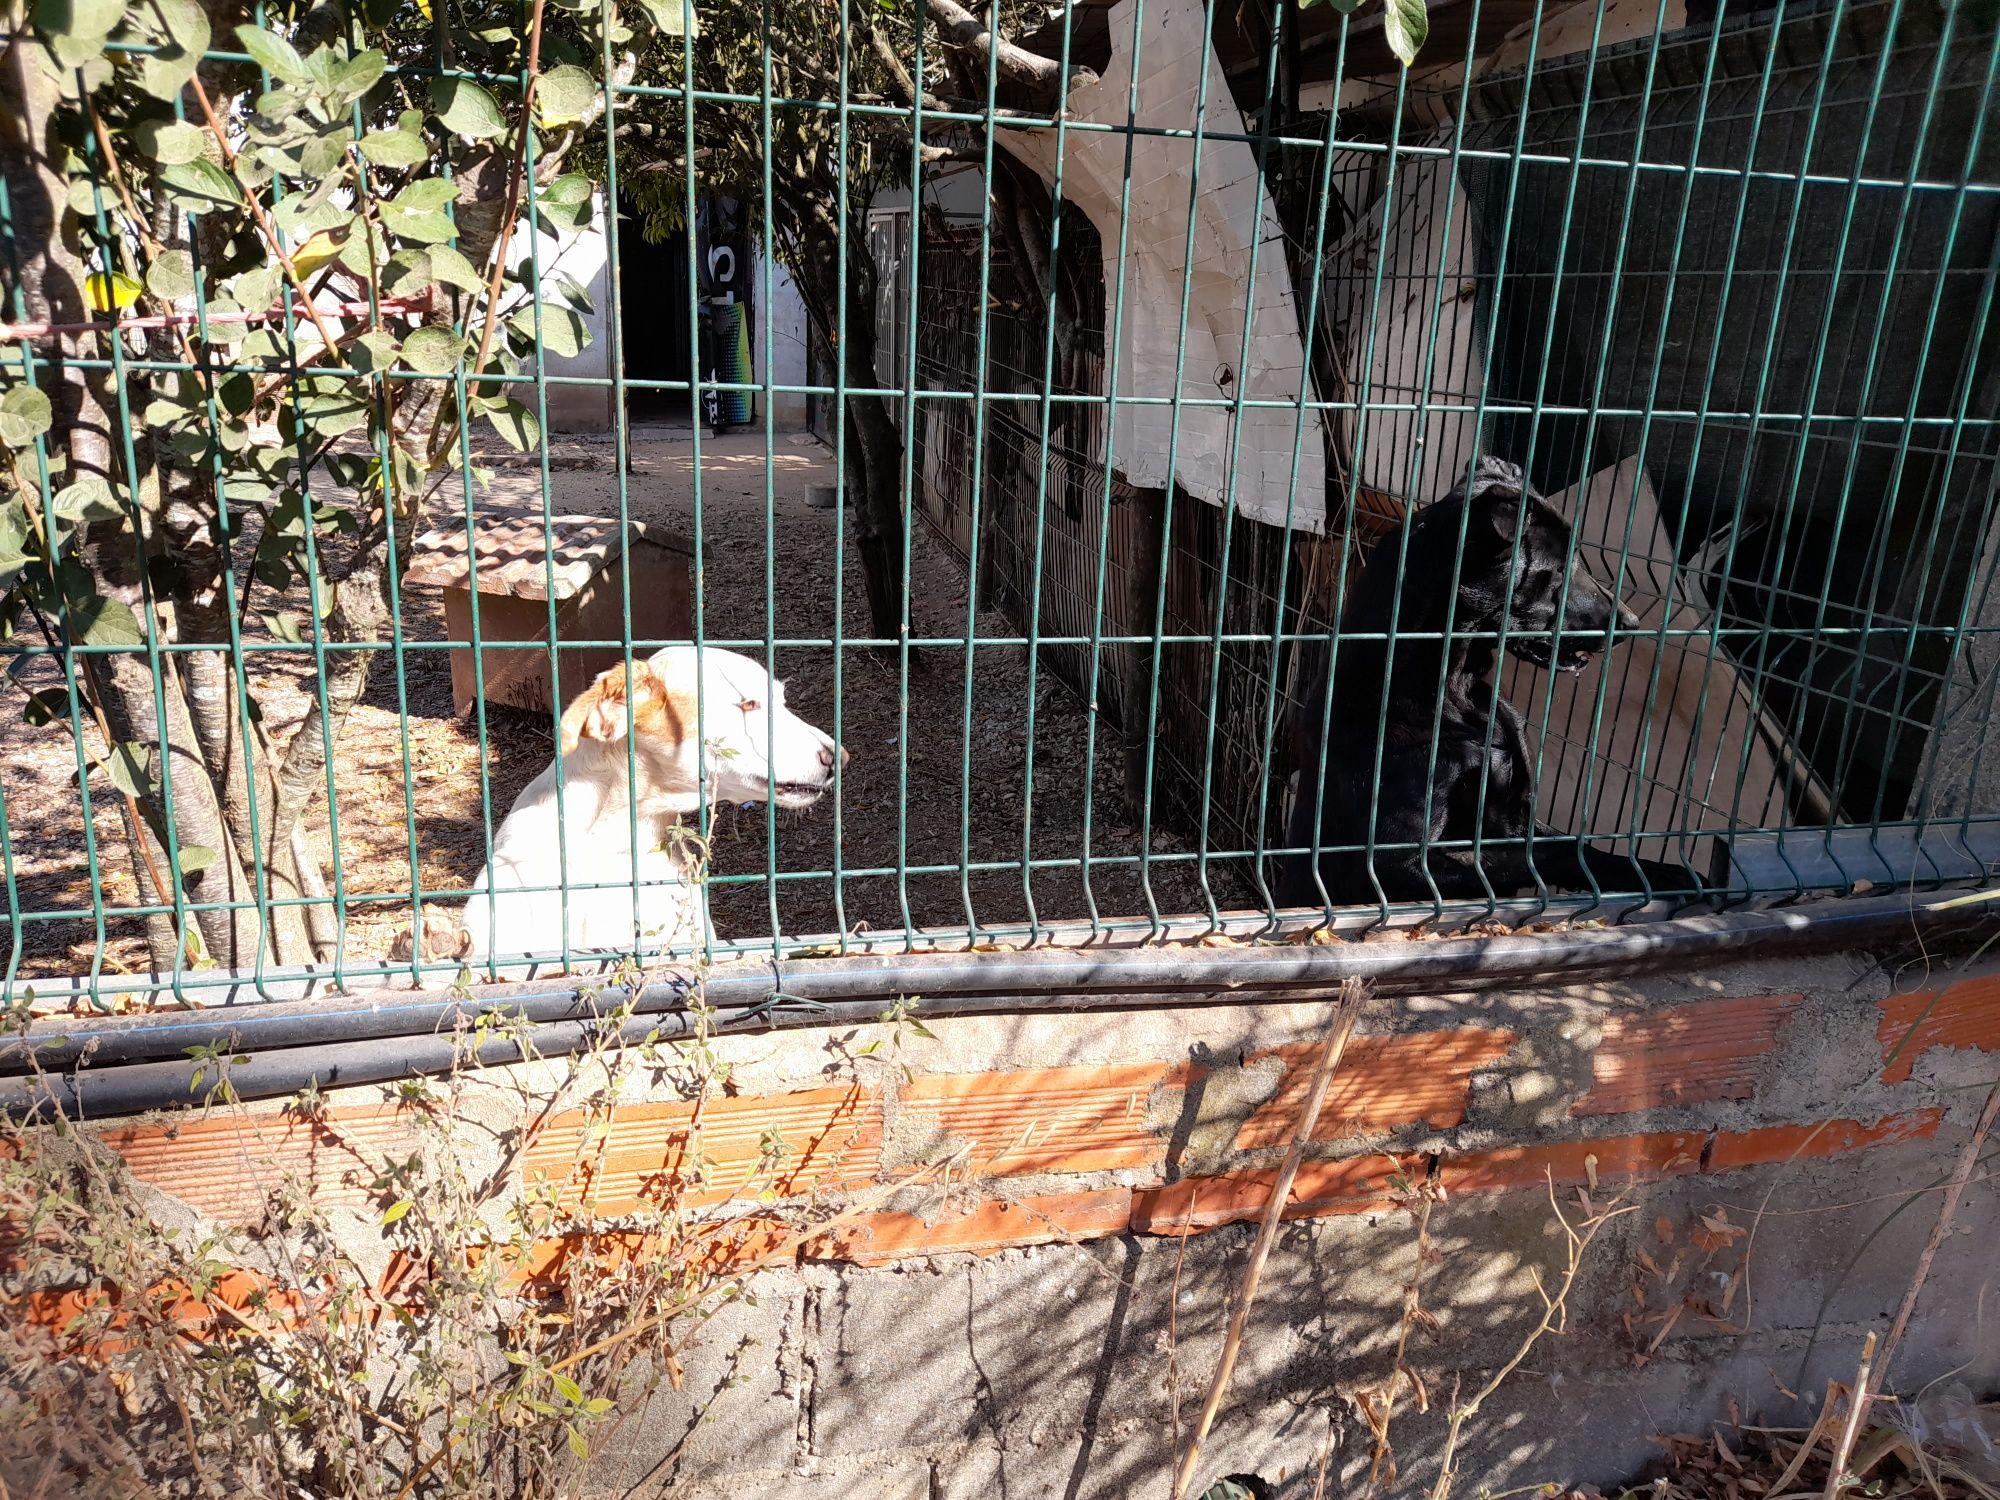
[616,190,697,420]
[1458,0,2000,821]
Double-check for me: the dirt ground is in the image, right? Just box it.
[1,426,1208,982]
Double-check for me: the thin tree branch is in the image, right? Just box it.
[428,0,551,466]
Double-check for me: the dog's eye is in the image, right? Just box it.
[738,698,761,714]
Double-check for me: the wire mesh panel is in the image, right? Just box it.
[0,0,1997,1015]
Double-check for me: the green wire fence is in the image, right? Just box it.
[0,0,1997,1013]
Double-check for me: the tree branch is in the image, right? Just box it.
[919,0,1098,104]
[855,0,947,111]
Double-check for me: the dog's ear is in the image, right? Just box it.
[1460,456,1529,543]
[561,662,665,754]
[1465,455,1527,503]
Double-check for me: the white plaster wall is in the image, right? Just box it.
[505,188,614,434]
[752,243,811,431]
[1001,0,1328,532]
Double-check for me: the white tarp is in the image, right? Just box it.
[1001,0,1328,532]
[1326,143,1484,509]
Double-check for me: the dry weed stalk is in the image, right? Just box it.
[1350,1154,1445,1495]
[1170,981,1366,1500]
[1427,1175,1636,1500]
[1821,1330,1880,1500]
[1875,1076,2000,1393]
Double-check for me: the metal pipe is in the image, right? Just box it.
[3,889,1992,1121]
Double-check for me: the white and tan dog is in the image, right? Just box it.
[394,646,843,970]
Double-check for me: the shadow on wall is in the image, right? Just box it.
[609,972,2000,1499]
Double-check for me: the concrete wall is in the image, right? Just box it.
[755,244,812,433]
[32,949,2000,1497]
[506,187,616,434]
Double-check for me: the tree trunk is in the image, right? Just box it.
[793,233,909,643]
[845,383,908,645]
[6,37,271,972]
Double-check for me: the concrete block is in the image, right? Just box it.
[608,1274,803,1490]
[1616,1145,2000,1340]
[809,1249,1123,1455]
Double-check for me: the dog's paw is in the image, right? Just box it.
[389,919,471,964]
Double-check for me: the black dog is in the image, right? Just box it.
[1280,457,1707,909]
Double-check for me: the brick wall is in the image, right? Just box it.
[11,948,2000,1496]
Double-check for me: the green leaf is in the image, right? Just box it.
[174,844,220,875]
[330,48,386,102]
[217,371,256,416]
[359,126,428,168]
[156,1,209,51]
[104,741,156,799]
[509,305,588,360]
[550,1372,584,1405]
[392,180,458,217]
[134,118,207,165]
[252,88,307,126]
[550,270,594,315]
[535,64,596,128]
[381,250,435,297]
[0,386,54,448]
[66,176,106,219]
[380,192,458,244]
[565,1424,588,1461]
[231,263,282,313]
[158,159,238,215]
[582,1397,615,1416]
[22,688,73,727]
[138,0,209,99]
[484,400,539,452]
[400,326,465,375]
[535,174,594,234]
[427,243,484,294]
[1382,0,1428,64]
[53,478,122,522]
[0,495,29,553]
[635,0,696,35]
[34,0,125,38]
[380,1197,413,1224]
[350,331,400,375]
[264,611,303,644]
[235,23,309,85]
[429,78,508,142]
[72,592,145,646]
[146,248,196,301]
[286,378,370,441]
[336,223,388,278]
[298,131,350,180]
